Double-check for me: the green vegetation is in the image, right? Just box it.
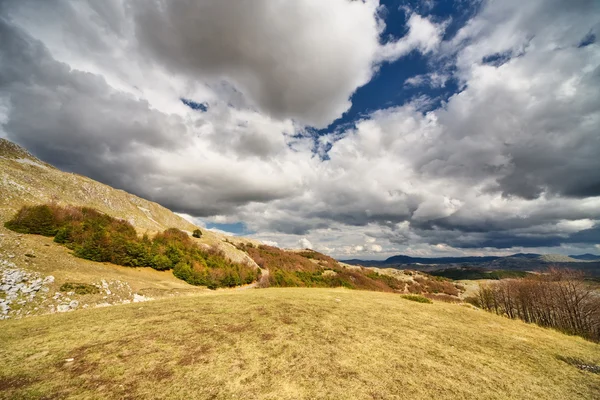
[430,267,530,281]
[0,288,598,399]
[192,229,202,238]
[4,204,61,236]
[239,244,404,292]
[401,294,433,304]
[59,282,100,295]
[5,204,257,289]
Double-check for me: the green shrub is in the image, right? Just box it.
[5,204,258,289]
[192,229,202,238]
[401,294,433,304]
[59,282,100,295]
[4,204,61,236]
[151,254,173,271]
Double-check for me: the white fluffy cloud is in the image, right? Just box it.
[298,238,313,250]
[377,13,446,62]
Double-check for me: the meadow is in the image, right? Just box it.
[1,288,599,399]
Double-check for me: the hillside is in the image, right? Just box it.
[1,139,462,320]
[1,142,600,399]
[0,138,261,317]
[1,288,599,399]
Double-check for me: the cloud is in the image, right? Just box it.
[404,72,448,88]
[377,13,446,62]
[1,0,599,258]
[370,244,383,253]
[298,238,313,250]
[129,0,384,128]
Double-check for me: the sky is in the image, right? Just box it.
[0,0,599,260]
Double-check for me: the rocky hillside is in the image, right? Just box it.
[0,138,198,233]
[0,138,258,259]
[0,138,260,319]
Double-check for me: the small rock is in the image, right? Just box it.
[133,294,151,303]
[57,304,71,312]
[43,276,55,284]
[69,300,79,309]
[65,358,74,362]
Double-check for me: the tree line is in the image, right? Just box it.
[469,268,600,342]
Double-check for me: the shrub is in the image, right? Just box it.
[151,254,173,271]
[4,204,61,236]
[192,229,202,238]
[5,204,258,290]
[401,294,433,304]
[59,282,100,295]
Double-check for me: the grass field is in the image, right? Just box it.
[1,288,599,399]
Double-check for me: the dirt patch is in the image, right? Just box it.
[151,365,174,381]
[177,344,213,366]
[0,375,38,392]
[260,333,276,341]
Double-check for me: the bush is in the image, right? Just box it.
[5,204,258,289]
[192,229,202,238]
[59,282,100,295]
[401,294,433,304]
[151,254,173,271]
[4,204,61,236]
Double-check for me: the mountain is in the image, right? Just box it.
[1,138,262,316]
[538,254,581,263]
[570,253,600,261]
[508,253,542,259]
[343,252,600,276]
[0,138,258,263]
[384,254,500,265]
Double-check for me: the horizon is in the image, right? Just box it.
[1,0,599,259]
[339,251,600,262]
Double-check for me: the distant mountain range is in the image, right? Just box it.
[569,253,600,261]
[341,252,600,276]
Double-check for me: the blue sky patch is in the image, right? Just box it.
[181,98,208,112]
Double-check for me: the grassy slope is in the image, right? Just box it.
[0,138,259,265]
[1,288,599,400]
[0,232,202,296]
[0,139,260,305]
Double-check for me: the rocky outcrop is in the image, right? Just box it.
[0,259,54,320]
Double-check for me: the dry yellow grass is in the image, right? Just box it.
[1,288,599,399]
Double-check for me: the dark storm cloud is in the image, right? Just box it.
[0,17,182,178]
[0,17,298,215]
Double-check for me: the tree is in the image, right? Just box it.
[192,229,202,238]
